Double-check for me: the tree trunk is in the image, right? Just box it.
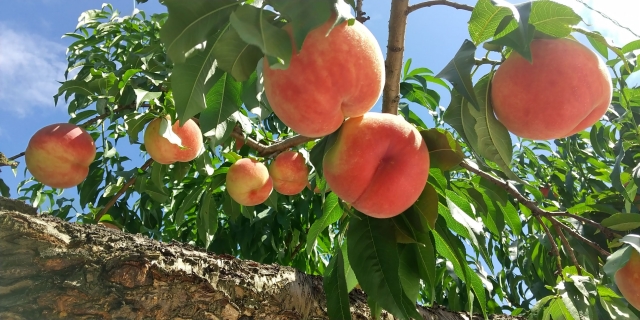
[0,197,522,320]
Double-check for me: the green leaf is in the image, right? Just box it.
[310,131,338,178]
[599,284,640,320]
[347,212,421,320]
[398,245,421,302]
[171,29,225,125]
[150,162,169,194]
[206,118,236,147]
[197,192,218,249]
[160,0,239,64]
[436,40,479,110]
[622,39,640,54]
[0,178,10,197]
[230,5,292,69]
[158,117,184,148]
[212,25,263,81]
[468,0,513,44]
[340,240,359,292]
[175,187,204,228]
[323,246,352,319]
[601,213,640,231]
[268,0,333,51]
[410,183,439,230]
[134,89,162,108]
[420,128,464,171]
[306,193,343,256]
[54,80,94,105]
[199,72,243,135]
[223,191,242,222]
[529,0,581,38]
[413,240,437,304]
[443,91,472,144]
[433,220,467,282]
[79,164,104,208]
[604,245,633,279]
[612,140,628,200]
[462,74,520,182]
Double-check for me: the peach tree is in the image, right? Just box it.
[1,0,640,319]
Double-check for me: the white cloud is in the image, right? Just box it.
[0,23,67,117]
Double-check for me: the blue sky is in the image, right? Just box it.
[0,0,638,200]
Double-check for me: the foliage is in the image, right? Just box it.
[2,0,640,319]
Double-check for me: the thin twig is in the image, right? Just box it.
[555,221,611,257]
[535,215,564,277]
[382,0,409,115]
[79,103,139,128]
[407,0,474,14]
[95,158,153,222]
[355,0,370,23]
[548,211,621,240]
[459,160,615,258]
[230,127,315,158]
[8,152,25,161]
[552,219,582,275]
[475,57,502,66]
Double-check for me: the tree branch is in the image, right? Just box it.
[407,0,474,14]
[459,160,615,257]
[382,0,409,115]
[355,0,370,23]
[0,153,18,168]
[534,215,564,277]
[475,57,502,66]
[548,211,621,240]
[95,158,153,222]
[555,220,611,257]
[230,127,315,158]
[552,220,582,275]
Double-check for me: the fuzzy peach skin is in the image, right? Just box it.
[491,38,612,140]
[269,151,309,195]
[262,15,385,138]
[615,249,640,311]
[25,123,96,189]
[143,117,203,165]
[323,113,430,218]
[226,158,273,206]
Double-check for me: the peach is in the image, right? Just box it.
[491,38,612,140]
[226,158,273,206]
[262,15,384,138]
[143,117,203,164]
[268,151,309,195]
[615,249,640,310]
[25,123,96,189]
[323,113,430,218]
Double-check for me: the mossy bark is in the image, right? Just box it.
[0,197,523,320]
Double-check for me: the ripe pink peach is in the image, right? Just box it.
[143,117,203,164]
[323,113,430,218]
[269,151,309,195]
[25,123,96,189]
[491,38,612,140]
[226,158,273,206]
[262,16,385,138]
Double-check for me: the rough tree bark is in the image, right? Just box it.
[0,197,523,320]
